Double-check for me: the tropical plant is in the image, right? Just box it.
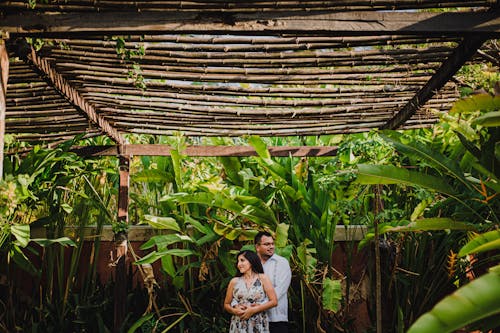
[0,138,119,332]
[128,133,397,332]
[356,93,500,332]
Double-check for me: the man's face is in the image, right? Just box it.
[256,235,275,260]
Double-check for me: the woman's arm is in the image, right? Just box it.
[239,274,277,320]
[223,278,237,315]
[224,278,246,317]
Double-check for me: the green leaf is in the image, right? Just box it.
[166,192,277,226]
[161,255,176,278]
[143,215,180,231]
[11,224,30,248]
[31,237,76,247]
[359,219,474,249]
[450,94,500,115]
[407,265,500,333]
[275,223,289,248]
[248,136,289,180]
[388,218,476,233]
[132,169,173,183]
[248,136,271,159]
[410,198,432,222]
[9,244,39,276]
[135,249,196,265]
[355,164,457,196]
[127,313,154,333]
[459,230,500,257]
[219,156,244,186]
[184,215,212,235]
[140,234,191,250]
[275,244,293,260]
[60,203,73,214]
[380,132,470,189]
[322,278,342,312]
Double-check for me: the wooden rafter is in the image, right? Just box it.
[380,36,488,130]
[71,144,338,157]
[0,41,8,179]
[21,46,124,144]
[2,11,500,37]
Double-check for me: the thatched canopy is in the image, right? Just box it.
[1,1,499,146]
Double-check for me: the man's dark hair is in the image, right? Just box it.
[254,231,273,245]
[235,250,264,276]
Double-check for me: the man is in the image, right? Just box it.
[254,231,292,333]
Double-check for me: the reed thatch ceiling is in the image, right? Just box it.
[1,1,499,145]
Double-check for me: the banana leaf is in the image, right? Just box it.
[459,230,500,257]
[135,248,197,265]
[143,215,180,231]
[407,265,500,333]
[322,278,342,313]
[355,164,457,196]
[380,132,471,190]
[164,192,277,225]
[450,94,500,115]
[359,218,475,249]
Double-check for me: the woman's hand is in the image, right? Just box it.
[238,304,257,320]
[232,304,246,316]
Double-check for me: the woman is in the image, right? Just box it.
[224,250,278,333]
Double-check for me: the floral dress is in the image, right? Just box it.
[229,275,269,333]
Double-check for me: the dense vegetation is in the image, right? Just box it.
[1,76,499,332]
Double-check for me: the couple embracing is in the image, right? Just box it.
[224,231,292,333]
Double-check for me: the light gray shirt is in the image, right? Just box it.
[263,253,291,322]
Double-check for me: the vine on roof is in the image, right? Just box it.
[112,36,147,90]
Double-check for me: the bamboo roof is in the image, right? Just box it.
[1,1,499,145]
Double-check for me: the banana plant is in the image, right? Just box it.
[407,229,500,332]
[356,93,500,331]
[407,264,500,333]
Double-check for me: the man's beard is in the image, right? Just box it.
[260,252,273,261]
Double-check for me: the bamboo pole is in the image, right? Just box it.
[0,0,493,13]
[0,40,9,180]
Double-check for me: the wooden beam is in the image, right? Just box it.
[71,144,338,157]
[117,155,130,224]
[380,36,488,130]
[1,11,499,37]
[22,47,124,144]
[31,224,367,242]
[0,40,8,180]
[113,155,129,333]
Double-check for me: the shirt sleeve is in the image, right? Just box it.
[273,257,291,299]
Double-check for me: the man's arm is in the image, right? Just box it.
[273,257,291,299]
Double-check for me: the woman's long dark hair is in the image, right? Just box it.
[235,250,264,277]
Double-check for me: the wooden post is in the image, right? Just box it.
[0,39,9,181]
[114,155,130,332]
[373,185,383,333]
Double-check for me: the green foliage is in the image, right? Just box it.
[357,92,500,331]
[112,36,147,90]
[0,138,117,332]
[407,265,500,333]
[459,230,500,257]
[322,278,342,313]
[456,63,500,96]
[4,88,498,332]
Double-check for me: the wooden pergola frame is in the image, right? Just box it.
[1,2,499,331]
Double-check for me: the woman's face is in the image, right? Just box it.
[237,254,252,274]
